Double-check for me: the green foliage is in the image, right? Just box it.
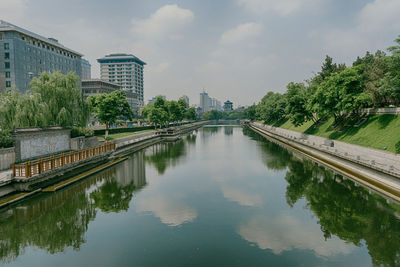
[255,35,400,127]
[71,127,94,138]
[29,72,90,127]
[88,90,133,130]
[184,107,197,120]
[202,110,224,120]
[0,130,13,148]
[142,95,195,127]
[256,92,286,123]
[285,82,311,126]
[387,34,400,55]
[167,100,182,122]
[244,105,257,120]
[0,72,89,131]
[395,141,400,154]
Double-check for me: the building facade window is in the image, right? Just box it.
[5,62,10,69]
[5,72,10,78]
[4,52,9,59]
[4,43,9,50]
[6,81,11,87]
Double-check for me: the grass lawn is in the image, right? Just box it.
[97,129,154,141]
[275,114,400,153]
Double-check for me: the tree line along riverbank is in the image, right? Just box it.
[245,34,400,154]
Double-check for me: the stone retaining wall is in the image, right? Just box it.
[0,147,15,171]
[252,122,400,178]
[71,136,99,150]
[13,127,71,162]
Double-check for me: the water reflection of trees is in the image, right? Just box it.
[243,127,292,171]
[90,151,146,213]
[244,127,400,266]
[0,151,146,264]
[224,126,234,136]
[145,134,196,174]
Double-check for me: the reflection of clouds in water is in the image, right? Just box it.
[239,214,354,257]
[136,195,197,226]
[221,186,262,207]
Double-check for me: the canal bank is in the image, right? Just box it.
[0,121,207,207]
[246,122,400,202]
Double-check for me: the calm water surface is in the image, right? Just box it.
[1,126,400,266]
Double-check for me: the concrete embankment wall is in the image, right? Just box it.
[0,148,15,171]
[251,122,400,178]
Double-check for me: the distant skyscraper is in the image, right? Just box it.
[211,98,222,111]
[200,91,211,112]
[0,20,83,93]
[180,95,189,105]
[223,100,233,111]
[81,58,91,79]
[97,53,146,112]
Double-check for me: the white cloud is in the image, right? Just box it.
[221,186,262,207]
[236,0,324,16]
[136,195,197,226]
[0,0,29,21]
[220,23,263,44]
[239,214,354,257]
[131,4,194,39]
[323,0,400,61]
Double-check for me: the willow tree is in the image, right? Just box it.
[29,71,90,127]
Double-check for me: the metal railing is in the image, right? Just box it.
[12,141,116,179]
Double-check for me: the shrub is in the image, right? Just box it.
[0,130,13,148]
[71,127,94,138]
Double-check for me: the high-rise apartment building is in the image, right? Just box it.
[97,53,146,112]
[200,91,211,112]
[211,98,222,111]
[0,20,83,93]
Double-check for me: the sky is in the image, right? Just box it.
[1,0,399,107]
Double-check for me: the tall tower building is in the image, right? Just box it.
[97,53,146,113]
[0,20,83,93]
[200,91,211,112]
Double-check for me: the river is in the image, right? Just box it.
[1,126,399,266]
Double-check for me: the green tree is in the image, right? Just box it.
[256,92,286,124]
[202,110,224,120]
[387,34,400,55]
[313,66,370,121]
[184,107,197,120]
[142,103,169,128]
[244,105,257,121]
[167,100,183,122]
[88,90,133,139]
[29,71,89,127]
[285,82,312,126]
